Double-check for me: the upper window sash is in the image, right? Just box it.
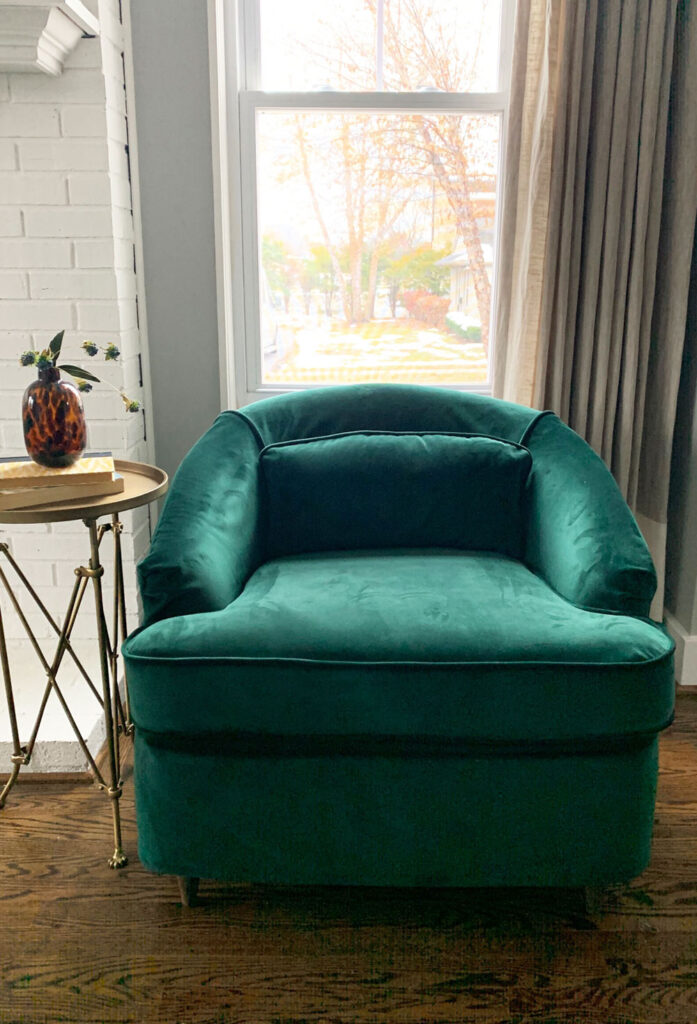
[239,0,514,96]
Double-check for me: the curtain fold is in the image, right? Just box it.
[495,0,697,616]
[494,0,565,406]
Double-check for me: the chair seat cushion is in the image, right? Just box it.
[123,550,674,746]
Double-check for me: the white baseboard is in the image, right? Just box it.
[0,704,106,774]
[665,610,697,687]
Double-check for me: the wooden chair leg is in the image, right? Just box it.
[582,883,624,916]
[176,876,200,907]
[582,886,603,915]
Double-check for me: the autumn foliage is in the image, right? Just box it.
[401,290,450,329]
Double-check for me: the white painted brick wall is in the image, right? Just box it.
[0,272,28,298]
[0,104,61,137]
[59,105,106,137]
[0,171,67,204]
[0,141,15,168]
[67,172,113,206]
[29,269,119,299]
[23,206,114,237]
[18,140,109,171]
[0,0,151,649]
[0,208,22,235]
[0,240,73,267]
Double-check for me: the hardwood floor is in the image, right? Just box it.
[1,696,697,1024]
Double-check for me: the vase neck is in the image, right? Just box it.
[38,366,60,383]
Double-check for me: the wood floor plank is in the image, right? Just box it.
[0,694,696,1023]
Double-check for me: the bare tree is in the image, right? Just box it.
[295,113,413,323]
[274,0,496,346]
[374,0,494,351]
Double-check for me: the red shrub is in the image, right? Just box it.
[402,289,450,329]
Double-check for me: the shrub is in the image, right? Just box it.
[445,313,482,343]
[402,290,450,329]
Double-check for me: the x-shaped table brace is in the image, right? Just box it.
[0,515,131,868]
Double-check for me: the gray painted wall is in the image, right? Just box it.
[128,0,221,479]
[665,224,697,634]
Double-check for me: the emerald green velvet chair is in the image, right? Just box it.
[122,384,674,902]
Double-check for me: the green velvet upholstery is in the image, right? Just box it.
[126,551,673,743]
[261,433,532,558]
[136,412,262,624]
[123,384,675,890]
[133,736,658,887]
[240,383,536,446]
[523,413,657,615]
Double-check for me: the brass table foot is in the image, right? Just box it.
[0,762,21,808]
[109,849,128,869]
[0,749,30,808]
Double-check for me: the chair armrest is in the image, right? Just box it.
[136,412,262,626]
[523,413,657,616]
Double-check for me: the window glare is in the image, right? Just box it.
[259,0,502,93]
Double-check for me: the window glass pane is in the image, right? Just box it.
[255,110,499,386]
[260,0,502,93]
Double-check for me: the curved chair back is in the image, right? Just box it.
[240,383,538,447]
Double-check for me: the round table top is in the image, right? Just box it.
[0,459,168,525]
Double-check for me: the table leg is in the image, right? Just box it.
[0,603,28,808]
[85,519,127,869]
[112,515,132,734]
[0,524,130,867]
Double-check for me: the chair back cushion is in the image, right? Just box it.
[260,431,532,558]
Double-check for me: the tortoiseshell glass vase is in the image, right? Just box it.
[22,367,86,468]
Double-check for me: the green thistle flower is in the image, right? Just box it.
[19,331,141,418]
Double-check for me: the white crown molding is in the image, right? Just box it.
[0,1,99,75]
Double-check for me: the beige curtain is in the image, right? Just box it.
[495,0,697,615]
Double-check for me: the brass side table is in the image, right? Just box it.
[0,460,167,868]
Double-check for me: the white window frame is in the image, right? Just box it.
[210,0,515,409]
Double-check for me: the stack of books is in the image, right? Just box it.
[0,452,124,511]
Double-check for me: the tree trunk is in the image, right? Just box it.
[365,246,381,320]
[296,121,351,321]
[421,122,491,353]
[350,243,363,322]
[342,119,365,323]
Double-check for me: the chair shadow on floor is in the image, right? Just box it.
[174,880,635,931]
